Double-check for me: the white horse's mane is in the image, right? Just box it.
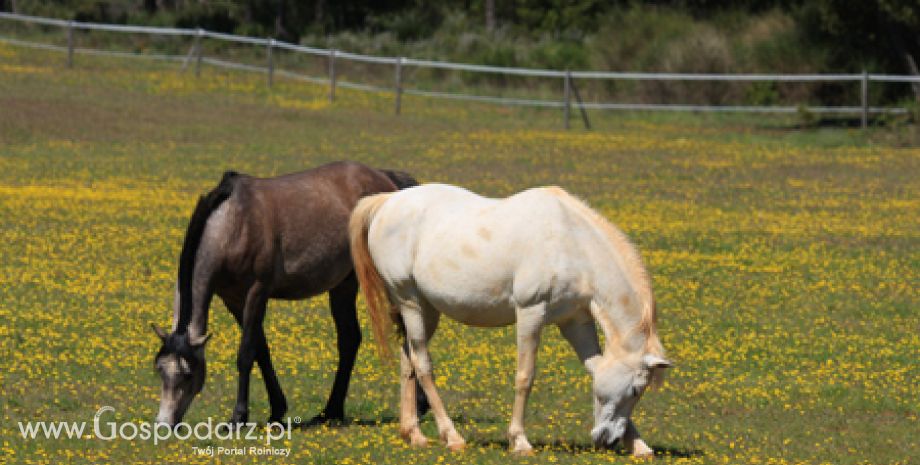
[543,187,666,363]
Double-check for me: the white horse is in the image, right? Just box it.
[348,183,670,457]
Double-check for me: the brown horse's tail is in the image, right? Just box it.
[378,169,419,190]
[349,192,396,361]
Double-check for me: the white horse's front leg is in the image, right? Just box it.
[402,308,465,451]
[507,304,544,455]
[624,419,654,458]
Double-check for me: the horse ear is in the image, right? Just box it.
[150,324,168,343]
[642,354,672,369]
[189,333,212,347]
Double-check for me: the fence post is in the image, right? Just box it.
[563,70,572,129]
[66,20,74,68]
[328,49,337,103]
[266,38,274,88]
[395,56,403,115]
[194,28,203,77]
[570,75,592,130]
[861,70,868,129]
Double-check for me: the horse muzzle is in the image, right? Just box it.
[591,418,627,449]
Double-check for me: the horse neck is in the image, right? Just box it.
[171,281,211,339]
[588,291,661,361]
[554,190,660,358]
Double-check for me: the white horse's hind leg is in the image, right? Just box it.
[507,302,546,455]
[401,305,465,451]
[399,345,428,447]
[399,308,440,448]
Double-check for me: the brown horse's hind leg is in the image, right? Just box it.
[309,273,361,425]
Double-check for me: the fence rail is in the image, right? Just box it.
[2,11,918,128]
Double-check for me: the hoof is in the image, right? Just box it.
[630,439,655,459]
[400,427,429,447]
[509,434,534,456]
[410,434,430,448]
[228,411,249,426]
[511,447,535,457]
[447,439,467,452]
[632,449,655,460]
[306,412,345,427]
[444,430,466,452]
[268,404,287,425]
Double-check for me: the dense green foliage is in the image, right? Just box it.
[3,1,919,102]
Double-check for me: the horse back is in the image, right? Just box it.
[207,161,401,299]
[371,185,600,324]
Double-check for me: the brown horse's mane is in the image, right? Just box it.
[175,170,239,333]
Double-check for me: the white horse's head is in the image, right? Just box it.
[589,353,671,448]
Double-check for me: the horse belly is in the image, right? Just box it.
[423,288,517,327]
[271,258,351,299]
[409,199,552,327]
[414,267,517,327]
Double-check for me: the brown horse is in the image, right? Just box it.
[151,161,418,427]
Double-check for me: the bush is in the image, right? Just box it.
[298,5,850,105]
[174,4,238,34]
[529,40,589,70]
[366,7,443,41]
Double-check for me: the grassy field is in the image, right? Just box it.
[0,41,917,465]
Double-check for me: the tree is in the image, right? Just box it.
[797,0,920,98]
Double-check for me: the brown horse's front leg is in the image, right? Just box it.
[230,283,269,426]
[222,294,286,425]
[312,274,361,425]
[255,327,287,424]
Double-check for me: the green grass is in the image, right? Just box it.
[0,41,917,465]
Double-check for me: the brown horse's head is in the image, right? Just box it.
[151,325,210,427]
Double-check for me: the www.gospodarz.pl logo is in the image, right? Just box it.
[17,406,293,446]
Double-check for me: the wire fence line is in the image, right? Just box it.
[2,11,918,128]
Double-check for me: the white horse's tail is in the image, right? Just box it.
[349,192,395,361]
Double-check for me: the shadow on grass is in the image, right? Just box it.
[280,416,703,457]
[289,415,398,429]
[473,438,703,458]
[289,412,507,430]
[776,115,881,130]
